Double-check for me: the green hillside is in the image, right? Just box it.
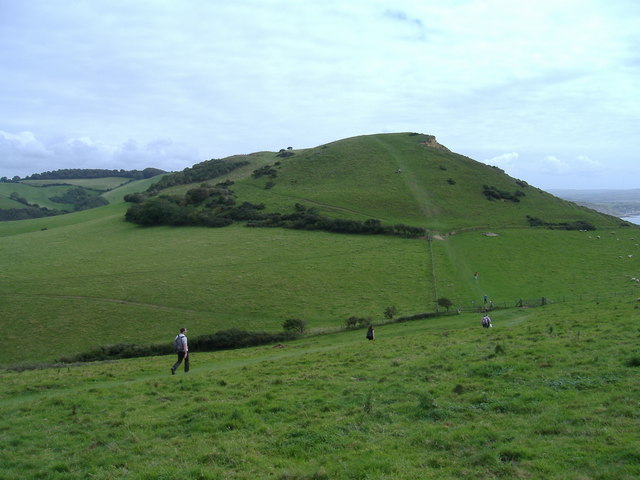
[0,173,167,221]
[1,132,639,478]
[1,133,638,365]
[213,133,622,231]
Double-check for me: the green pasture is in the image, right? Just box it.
[431,227,640,307]
[0,206,433,364]
[0,182,77,210]
[1,298,638,479]
[1,133,639,478]
[1,200,638,365]
[0,175,163,214]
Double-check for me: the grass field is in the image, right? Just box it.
[0,182,78,210]
[1,167,639,365]
[2,201,638,365]
[1,298,638,479]
[2,133,640,478]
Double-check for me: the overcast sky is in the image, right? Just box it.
[1,0,638,189]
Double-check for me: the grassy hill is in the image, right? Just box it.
[213,133,623,231]
[1,133,637,365]
[1,132,639,478]
[0,173,166,219]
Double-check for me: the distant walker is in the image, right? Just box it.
[171,327,189,374]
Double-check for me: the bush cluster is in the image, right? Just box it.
[345,316,371,328]
[252,165,278,179]
[282,318,307,333]
[58,329,299,363]
[50,187,109,211]
[248,212,426,238]
[482,185,525,202]
[526,216,596,231]
[147,160,248,194]
[126,186,427,238]
[276,150,295,158]
[0,206,63,221]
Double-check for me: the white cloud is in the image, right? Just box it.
[0,130,198,178]
[486,152,519,168]
[540,155,571,174]
[0,0,638,188]
[537,155,604,175]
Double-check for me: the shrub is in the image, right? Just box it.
[252,165,278,178]
[345,317,359,328]
[283,318,306,334]
[345,316,370,328]
[625,357,640,367]
[123,192,147,203]
[437,297,453,311]
[482,185,523,202]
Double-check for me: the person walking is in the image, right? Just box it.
[366,324,375,340]
[171,327,189,374]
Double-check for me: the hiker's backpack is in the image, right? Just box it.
[174,334,183,353]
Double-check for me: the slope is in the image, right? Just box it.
[218,133,623,231]
[1,298,639,479]
[2,133,637,365]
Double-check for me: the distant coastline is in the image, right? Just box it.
[622,214,640,225]
[550,189,640,223]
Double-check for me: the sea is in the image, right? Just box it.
[622,215,640,225]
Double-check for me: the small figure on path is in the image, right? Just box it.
[171,327,189,374]
[474,272,478,280]
[366,324,375,341]
[481,315,492,328]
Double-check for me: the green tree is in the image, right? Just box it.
[282,318,306,334]
[384,306,397,320]
[437,297,453,312]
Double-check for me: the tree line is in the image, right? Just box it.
[146,159,249,194]
[125,184,427,238]
[19,167,166,181]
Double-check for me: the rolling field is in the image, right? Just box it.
[1,177,639,365]
[1,298,638,479]
[0,182,78,210]
[2,133,640,478]
[0,203,433,364]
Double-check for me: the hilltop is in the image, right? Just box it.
[127,132,624,233]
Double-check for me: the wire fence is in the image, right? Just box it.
[451,289,640,314]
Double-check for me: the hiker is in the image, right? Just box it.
[474,272,478,280]
[366,324,375,340]
[481,315,492,328]
[171,327,189,374]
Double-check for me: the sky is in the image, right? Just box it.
[1,0,639,190]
